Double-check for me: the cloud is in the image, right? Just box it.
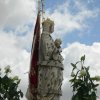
[45,0,99,38]
[0,30,30,67]
[0,0,37,29]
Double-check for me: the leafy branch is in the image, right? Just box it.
[70,55,100,100]
[0,66,23,100]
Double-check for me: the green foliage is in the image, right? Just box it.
[70,55,100,100]
[0,66,23,100]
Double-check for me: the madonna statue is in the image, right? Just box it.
[38,18,64,100]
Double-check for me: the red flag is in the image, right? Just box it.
[29,13,40,99]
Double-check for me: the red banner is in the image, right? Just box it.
[29,13,40,99]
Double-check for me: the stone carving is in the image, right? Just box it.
[53,38,64,62]
[38,18,64,100]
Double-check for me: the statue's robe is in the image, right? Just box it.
[38,31,63,100]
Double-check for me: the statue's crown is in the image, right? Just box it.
[42,18,54,26]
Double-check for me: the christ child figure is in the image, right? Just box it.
[53,38,64,62]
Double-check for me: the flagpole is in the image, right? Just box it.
[38,0,41,15]
[41,0,45,22]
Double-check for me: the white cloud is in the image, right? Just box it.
[45,0,99,38]
[0,31,30,67]
[0,0,37,29]
[0,0,37,53]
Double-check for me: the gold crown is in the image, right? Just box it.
[42,18,54,26]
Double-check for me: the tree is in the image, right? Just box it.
[0,65,23,100]
[70,55,100,100]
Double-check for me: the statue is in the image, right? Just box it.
[38,18,64,100]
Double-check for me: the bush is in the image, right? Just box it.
[70,55,100,100]
[0,65,23,100]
